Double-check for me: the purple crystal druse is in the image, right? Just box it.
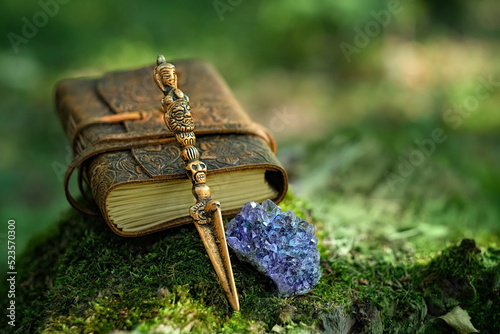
[225,199,321,297]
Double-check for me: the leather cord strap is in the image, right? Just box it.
[70,111,146,152]
[64,114,276,215]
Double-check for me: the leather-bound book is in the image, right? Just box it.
[55,60,288,237]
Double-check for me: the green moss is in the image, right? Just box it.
[413,240,500,332]
[1,194,499,333]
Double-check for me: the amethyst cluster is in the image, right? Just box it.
[225,199,321,297]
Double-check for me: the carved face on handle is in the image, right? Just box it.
[165,100,195,133]
[160,67,177,88]
[153,57,177,92]
[186,160,207,184]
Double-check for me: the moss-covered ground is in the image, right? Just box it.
[2,121,500,333]
[1,201,498,333]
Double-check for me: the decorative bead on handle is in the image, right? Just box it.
[154,55,240,311]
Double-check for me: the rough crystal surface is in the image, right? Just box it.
[225,199,321,297]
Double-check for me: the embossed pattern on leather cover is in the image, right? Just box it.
[55,60,288,237]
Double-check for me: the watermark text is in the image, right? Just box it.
[6,220,16,327]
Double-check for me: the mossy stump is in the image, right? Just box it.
[1,202,499,333]
[3,123,500,333]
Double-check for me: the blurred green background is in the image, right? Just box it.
[1,0,499,270]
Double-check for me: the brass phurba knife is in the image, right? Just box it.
[153,55,240,311]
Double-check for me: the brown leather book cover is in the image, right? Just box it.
[55,59,288,237]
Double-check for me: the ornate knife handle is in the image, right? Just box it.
[153,55,240,311]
